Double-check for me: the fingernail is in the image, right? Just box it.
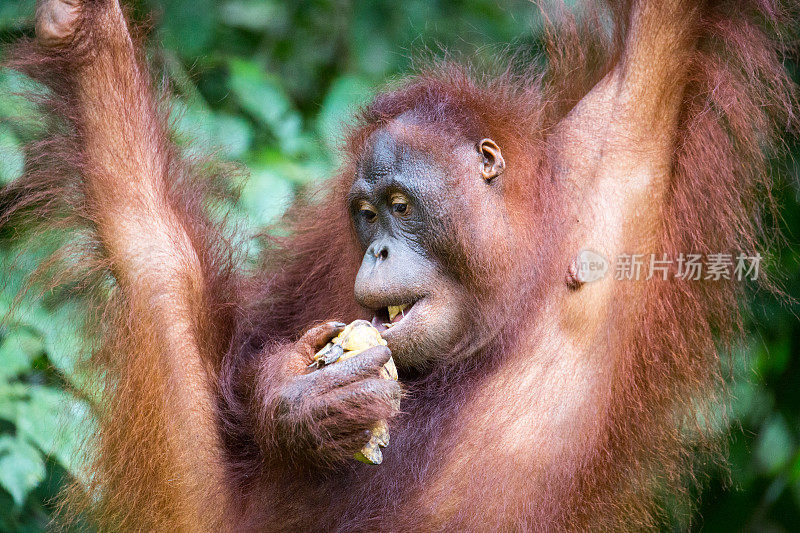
[330,321,346,328]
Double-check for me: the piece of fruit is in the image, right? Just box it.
[312,320,398,465]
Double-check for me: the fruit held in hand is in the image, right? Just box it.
[312,320,398,464]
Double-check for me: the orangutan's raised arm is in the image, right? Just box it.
[11,0,230,528]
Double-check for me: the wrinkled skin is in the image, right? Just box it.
[260,321,401,464]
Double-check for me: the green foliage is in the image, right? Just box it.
[0,1,798,531]
[0,437,45,507]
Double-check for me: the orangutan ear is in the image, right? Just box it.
[477,138,505,182]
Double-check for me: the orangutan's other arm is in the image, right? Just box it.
[35,0,228,528]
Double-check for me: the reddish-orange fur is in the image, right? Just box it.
[1,0,797,531]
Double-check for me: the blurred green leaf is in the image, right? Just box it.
[757,336,791,377]
[755,414,795,475]
[239,166,295,226]
[219,0,286,32]
[0,69,42,121]
[791,451,800,482]
[228,58,304,155]
[171,98,215,149]
[213,112,254,158]
[0,328,43,381]
[0,382,28,423]
[171,100,254,160]
[7,298,92,392]
[156,0,215,57]
[41,310,93,393]
[250,147,326,185]
[0,0,33,32]
[0,436,45,507]
[0,127,24,184]
[316,76,373,151]
[15,386,92,481]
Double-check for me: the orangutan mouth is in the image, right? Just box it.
[371,300,419,331]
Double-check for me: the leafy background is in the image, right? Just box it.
[0,0,798,530]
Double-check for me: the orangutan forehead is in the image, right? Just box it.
[358,130,398,184]
[358,118,470,176]
[357,128,427,186]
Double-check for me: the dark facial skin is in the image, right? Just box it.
[349,128,472,369]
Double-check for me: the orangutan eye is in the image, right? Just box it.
[390,194,410,216]
[357,201,377,222]
[360,208,377,222]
